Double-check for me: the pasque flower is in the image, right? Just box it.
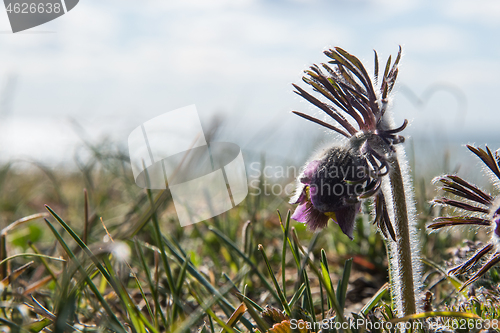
[430,145,500,290]
[290,47,407,240]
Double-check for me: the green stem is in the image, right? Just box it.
[383,148,420,317]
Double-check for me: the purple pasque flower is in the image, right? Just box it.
[430,145,500,290]
[290,47,406,240]
[291,148,364,239]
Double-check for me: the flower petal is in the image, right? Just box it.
[332,202,361,240]
[300,160,321,184]
[495,216,500,238]
[291,200,330,231]
[290,202,309,223]
[289,184,307,205]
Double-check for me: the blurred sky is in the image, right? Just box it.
[0,0,500,175]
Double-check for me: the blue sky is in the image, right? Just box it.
[0,0,499,170]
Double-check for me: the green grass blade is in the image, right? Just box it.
[23,318,51,332]
[320,261,333,303]
[134,240,167,329]
[174,256,190,318]
[45,205,113,283]
[222,272,239,293]
[337,258,353,310]
[301,269,315,322]
[361,282,388,315]
[145,189,178,320]
[208,226,281,305]
[234,292,264,313]
[292,229,317,323]
[319,277,325,320]
[174,278,244,333]
[288,283,306,309]
[421,258,464,293]
[128,261,155,330]
[241,298,270,333]
[28,243,60,290]
[0,317,27,332]
[258,244,292,316]
[187,284,238,333]
[0,253,65,267]
[279,210,291,299]
[102,255,145,333]
[144,239,255,331]
[290,230,347,327]
[43,219,127,333]
[45,204,143,329]
[382,301,393,320]
[320,249,333,309]
[281,212,301,269]
[121,190,171,238]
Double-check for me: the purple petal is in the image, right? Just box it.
[290,184,307,205]
[300,160,321,184]
[332,202,361,240]
[291,199,330,231]
[494,209,500,238]
[495,217,500,239]
[291,202,309,222]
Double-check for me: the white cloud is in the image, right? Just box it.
[443,0,500,26]
[369,0,420,15]
[378,25,467,54]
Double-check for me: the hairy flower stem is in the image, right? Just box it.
[373,100,421,317]
[385,153,417,316]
